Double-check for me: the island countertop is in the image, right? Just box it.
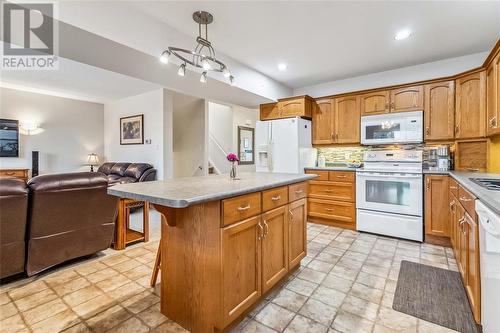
[108,172,316,208]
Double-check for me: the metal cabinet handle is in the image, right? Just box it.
[271,195,281,201]
[263,220,269,238]
[336,175,347,179]
[455,125,460,134]
[425,127,430,136]
[331,133,335,140]
[324,189,334,193]
[450,186,458,190]
[459,196,472,202]
[257,222,264,240]
[238,204,251,211]
[325,208,334,212]
[426,178,430,190]
[490,117,497,128]
[295,190,303,194]
[289,209,294,222]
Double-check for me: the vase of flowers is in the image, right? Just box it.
[227,153,239,180]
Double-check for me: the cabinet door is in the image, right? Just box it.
[486,53,499,136]
[222,216,262,325]
[312,99,334,144]
[424,81,455,140]
[449,195,457,248]
[455,71,486,139]
[390,85,424,113]
[288,198,307,268]
[457,204,468,280]
[279,97,312,118]
[261,206,288,293]
[360,91,390,115]
[335,95,360,144]
[424,175,450,237]
[465,213,481,323]
[260,103,280,120]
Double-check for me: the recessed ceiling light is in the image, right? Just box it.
[278,63,287,71]
[394,29,411,40]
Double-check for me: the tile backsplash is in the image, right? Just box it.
[317,147,367,164]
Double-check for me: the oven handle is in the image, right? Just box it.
[356,172,422,179]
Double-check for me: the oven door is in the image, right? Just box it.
[356,171,423,216]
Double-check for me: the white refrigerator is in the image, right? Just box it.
[255,117,317,174]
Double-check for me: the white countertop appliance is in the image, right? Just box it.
[356,149,423,241]
[361,111,423,145]
[255,117,316,174]
[475,200,500,333]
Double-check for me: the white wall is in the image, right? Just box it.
[172,93,206,178]
[294,52,489,97]
[0,87,104,176]
[104,89,166,179]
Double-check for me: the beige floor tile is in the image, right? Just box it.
[0,314,27,333]
[417,319,459,333]
[329,265,359,281]
[337,257,363,270]
[85,267,116,283]
[74,262,107,276]
[121,265,150,280]
[44,270,79,287]
[331,311,374,333]
[355,272,387,290]
[307,260,334,273]
[0,293,10,306]
[121,290,160,314]
[361,264,390,278]
[365,256,393,268]
[0,302,17,320]
[95,274,131,293]
[370,249,394,260]
[271,288,307,312]
[420,253,447,264]
[72,294,116,319]
[7,281,48,301]
[340,295,379,321]
[100,254,130,267]
[135,252,156,265]
[107,317,149,333]
[315,252,341,264]
[125,247,151,258]
[52,277,91,297]
[63,285,104,307]
[373,324,401,333]
[112,259,142,273]
[14,288,57,312]
[376,306,417,332]
[60,323,92,333]
[22,298,68,325]
[343,251,368,263]
[233,319,276,333]
[349,283,383,304]
[107,282,146,302]
[284,314,328,333]
[297,268,326,284]
[285,277,318,297]
[384,279,397,293]
[381,292,395,308]
[137,303,168,328]
[311,285,346,308]
[30,308,80,333]
[321,246,346,257]
[85,304,131,333]
[298,298,337,326]
[254,303,294,331]
[321,274,353,293]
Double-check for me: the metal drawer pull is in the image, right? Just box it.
[238,204,251,211]
[325,208,334,212]
[450,186,458,190]
[257,222,264,240]
[459,196,472,202]
[289,209,294,222]
[271,195,281,201]
[263,220,269,237]
[336,175,347,178]
[324,189,334,193]
[295,189,304,194]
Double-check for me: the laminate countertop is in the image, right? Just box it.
[108,172,316,208]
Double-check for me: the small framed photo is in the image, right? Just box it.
[120,114,144,145]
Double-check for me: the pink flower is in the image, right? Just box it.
[227,153,239,162]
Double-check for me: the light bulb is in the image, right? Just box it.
[177,63,186,77]
[200,71,207,83]
[159,50,170,64]
[222,67,231,78]
[201,58,211,70]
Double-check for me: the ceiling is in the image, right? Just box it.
[1,56,162,103]
[133,1,500,88]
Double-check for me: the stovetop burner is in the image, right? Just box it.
[470,178,500,191]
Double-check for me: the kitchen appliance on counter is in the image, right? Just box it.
[255,117,316,174]
[426,145,451,171]
[356,149,423,241]
[475,200,500,333]
[361,111,423,145]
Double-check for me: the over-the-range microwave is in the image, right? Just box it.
[360,110,423,145]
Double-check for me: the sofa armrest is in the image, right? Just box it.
[139,168,156,182]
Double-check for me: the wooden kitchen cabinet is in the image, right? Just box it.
[390,85,424,113]
[260,103,280,121]
[259,96,313,120]
[424,175,450,239]
[455,71,486,139]
[288,198,307,268]
[261,206,288,293]
[464,211,481,323]
[309,180,355,202]
[360,91,390,115]
[449,194,457,249]
[424,81,455,141]
[486,51,500,136]
[222,215,262,324]
[334,95,360,144]
[312,98,335,144]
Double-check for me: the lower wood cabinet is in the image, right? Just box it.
[262,206,288,293]
[424,175,450,239]
[288,198,307,268]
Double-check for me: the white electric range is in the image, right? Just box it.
[356,150,423,242]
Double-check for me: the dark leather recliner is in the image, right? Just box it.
[0,178,28,279]
[97,162,156,185]
[26,172,118,276]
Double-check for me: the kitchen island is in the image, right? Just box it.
[108,172,316,332]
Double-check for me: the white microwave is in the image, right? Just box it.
[361,111,423,145]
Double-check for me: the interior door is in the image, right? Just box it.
[455,71,486,139]
[288,198,307,268]
[424,81,455,140]
[390,85,424,113]
[360,91,390,115]
[222,216,262,325]
[261,206,288,293]
[312,99,334,144]
[335,95,360,144]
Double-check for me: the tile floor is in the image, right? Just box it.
[0,222,459,333]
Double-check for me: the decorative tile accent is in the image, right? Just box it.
[317,147,367,164]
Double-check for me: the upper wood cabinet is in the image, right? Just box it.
[360,91,390,115]
[335,95,360,144]
[424,81,455,141]
[260,96,313,120]
[455,71,486,139]
[390,85,424,113]
[312,98,334,144]
[486,51,500,136]
[424,175,450,237]
[288,198,306,268]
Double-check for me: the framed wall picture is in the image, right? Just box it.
[120,114,144,145]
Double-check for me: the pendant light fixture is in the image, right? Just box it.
[160,11,234,85]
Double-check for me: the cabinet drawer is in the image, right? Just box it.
[329,171,355,182]
[308,198,355,223]
[288,182,307,202]
[262,186,288,212]
[222,193,262,226]
[449,177,459,197]
[0,169,27,178]
[305,169,329,181]
[308,181,355,202]
[458,185,476,217]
